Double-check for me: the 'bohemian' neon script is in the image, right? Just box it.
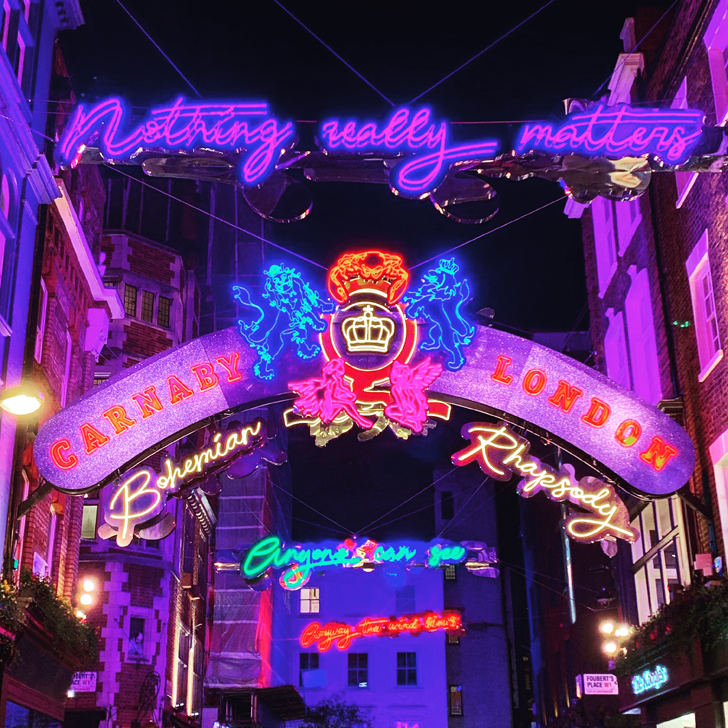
[300,611,464,652]
[319,107,498,198]
[452,423,638,544]
[56,97,295,186]
[516,105,703,164]
[631,665,668,695]
[241,535,467,590]
[104,419,264,546]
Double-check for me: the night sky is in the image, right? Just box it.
[60,0,673,540]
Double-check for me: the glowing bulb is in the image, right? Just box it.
[0,385,44,416]
[615,625,630,637]
[603,641,618,655]
[79,593,93,606]
[67,690,75,698]
[76,610,86,620]
[82,579,96,592]
[599,621,615,635]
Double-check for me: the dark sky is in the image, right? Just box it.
[61,0,674,539]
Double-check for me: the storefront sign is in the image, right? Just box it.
[300,610,464,651]
[631,665,668,695]
[240,535,468,590]
[35,248,695,499]
[453,422,637,544]
[57,100,706,198]
[577,673,619,696]
[70,672,97,692]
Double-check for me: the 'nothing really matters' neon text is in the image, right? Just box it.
[56,97,295,186]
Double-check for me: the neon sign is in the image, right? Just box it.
[631,665,668,695]
[239,535,468,590]
[101,419,266,546]
[300,610,465,652]
[515,105,703,164]
[233,264,333,380]
[284,250,453,445]
[319,107,498,198]
[34,253,695,499]
[452,422,637,544]
[56,97,295,187]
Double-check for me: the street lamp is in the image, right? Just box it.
[603,641,618,655]
[599,620,615,635]
[78,577,97,610]
[0,384,44,417]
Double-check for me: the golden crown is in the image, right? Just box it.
[342,306,395,354]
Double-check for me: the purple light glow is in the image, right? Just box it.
[515,105,704,164]
[56,97,295,186]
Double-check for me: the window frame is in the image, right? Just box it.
[60,329,72,407]
[34,278,47,362]
[615,198,641,256]
[300,587,320,614]
[592,197,618,298]
[81,503,98,540]
[347,652,368,688]
[158,295,172,328]
[672,77,699,207]
[686,231,723,382]
[704,0,728,126]
[396,651,417,686]
[299,651,320,687]
[140,290,154,323]
[124,283,138,318]
[449,685,464,716]
[604,308,632,391]
[630,496,690,624]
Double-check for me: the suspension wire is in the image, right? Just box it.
[270,0,394,107]
[112,0,202,98]
[102,164,327,270]
[408,0,559,105]
[359,467,457,533]
[411,196,565,270]
[437,479,486,538]
[267,479,351,535]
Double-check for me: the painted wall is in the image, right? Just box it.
[293,566,448,728]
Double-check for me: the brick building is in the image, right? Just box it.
[569,2,728,725]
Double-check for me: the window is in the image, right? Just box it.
[396,652,417,686]
[300,587,319,614]
[93,374,109,387]
[396,585,415,614]
[61,330,72,407]
[177,626,190,706]
[47,509,57,577]
[1,0,11,51]
[604,309,632,390]
[129,616,145,659]
[34,279,47,362]
[711,429,728,572]
[631,497,690,624]
[686,232,723,381]
[140,290,154,323]
[444,564,457,580]
[158,296,171,328]
[672,78,698,207]
[615,198,641,255]
[447,632,460,645]
[592,197,617,297]
[14,32,24,86]
[449,685,464,716]
[704,0,728,125]
[299,652,319,687]
[624,267,662,405]
[348,653,368,687]
[81,504,98,540]
[124,284,137,317]
[441,491,454,520]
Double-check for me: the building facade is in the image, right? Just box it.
[574,2,728,725]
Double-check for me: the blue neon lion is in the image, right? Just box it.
[404,258,475,371]
[233,264,333,380]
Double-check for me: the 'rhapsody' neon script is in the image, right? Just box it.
[319,107,499,198]
[241,535,467,589]
[452,423,638,544]
[56,97,295,186]
[631,665,668,695]
[104,419,264,546]
[515,105,704,164]
[300,610,464,651]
